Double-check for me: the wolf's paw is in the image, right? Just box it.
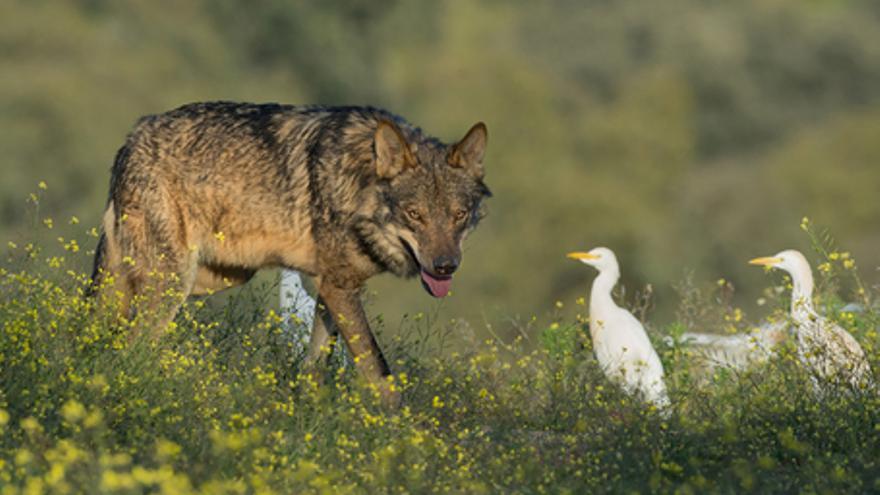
[379,386,402,411]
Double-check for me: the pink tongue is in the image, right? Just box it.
[420,270,452,298]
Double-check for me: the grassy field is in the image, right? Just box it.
[1,222,879,494]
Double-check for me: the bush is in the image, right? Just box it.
[1,227,878,493]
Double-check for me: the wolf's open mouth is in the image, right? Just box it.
[399,237,453,298]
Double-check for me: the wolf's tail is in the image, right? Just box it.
[86,201,116,297]
[86,233,106,297]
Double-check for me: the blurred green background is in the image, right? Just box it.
[2,0,879,331]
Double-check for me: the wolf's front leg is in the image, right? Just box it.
[318,283,400,410]
[304,295,338,367]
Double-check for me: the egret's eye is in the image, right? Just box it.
[406,209,423,223]
[453,209,468,222]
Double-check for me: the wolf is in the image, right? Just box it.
[89,102,490,407]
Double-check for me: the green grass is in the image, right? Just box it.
[1,238,879,494]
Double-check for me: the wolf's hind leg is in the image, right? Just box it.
[143,251,200,340]
[123,247,197,341]
[117,196,197,340]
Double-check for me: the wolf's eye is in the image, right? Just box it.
[453,209,468,222]
[406,209,423,223]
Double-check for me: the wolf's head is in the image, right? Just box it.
[361,119,491,297]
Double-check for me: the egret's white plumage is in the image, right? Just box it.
[280,269,316,349]
[679,320,788,370]
[567,247,670,409]
[750,249,872,389]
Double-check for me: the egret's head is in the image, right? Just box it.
[749,249,810,277]
[566,246,619,273]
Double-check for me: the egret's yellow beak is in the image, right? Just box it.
[749,256,782,267]
[567,251,599,261]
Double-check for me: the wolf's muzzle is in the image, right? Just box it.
[432,255,459,276]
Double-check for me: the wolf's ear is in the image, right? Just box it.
[449,122,488,177]
[375,120,415,179]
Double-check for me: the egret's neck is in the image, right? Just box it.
[590,269,620,319]
[790,268,816,324]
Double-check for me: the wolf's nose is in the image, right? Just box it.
[433,256,459,276]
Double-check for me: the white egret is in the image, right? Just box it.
[281,270,352,366]
[750,249,872,389]
[567,247,670,409]
[280,269,316,349]
[678,320,788,370]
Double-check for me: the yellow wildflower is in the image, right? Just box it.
[156,439,182,460]
[21,417,41,434]
[61,399,86,423]
[84,410,104,429]
[15,449,33,466]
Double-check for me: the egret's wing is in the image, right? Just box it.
[680,332,765,370]
[798,317,872,387]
